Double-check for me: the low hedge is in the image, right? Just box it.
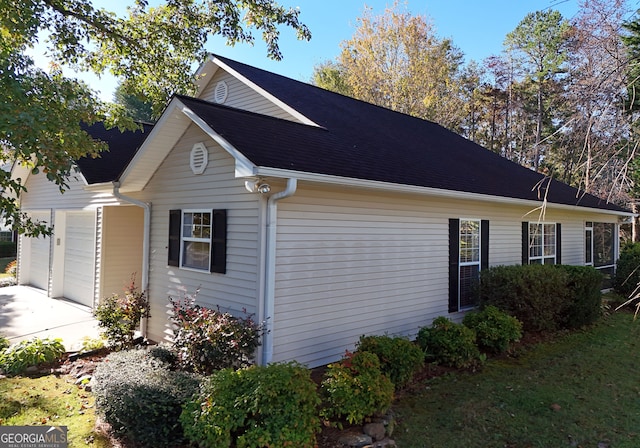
[356,335,424,389]
[0,241,16,258]
[479,264,602,333]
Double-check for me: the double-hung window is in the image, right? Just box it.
[168,209,227,273]
[182,211,211,270]
[449,219,489,312]
[522,222,561,265]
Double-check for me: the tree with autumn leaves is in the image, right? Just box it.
[314,1,639,212]
[1,0,310,236]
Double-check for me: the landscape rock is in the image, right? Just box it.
[372,438,397,448]
[338,432,373,448]
[363,422,386,441]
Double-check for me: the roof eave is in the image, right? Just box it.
[251,167,635,218]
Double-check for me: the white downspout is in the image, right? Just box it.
[112,181,151,338]
[262,178,297,365]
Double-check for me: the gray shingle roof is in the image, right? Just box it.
[177,55,628,213]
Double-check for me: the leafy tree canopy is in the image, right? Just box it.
[1,0,310,235]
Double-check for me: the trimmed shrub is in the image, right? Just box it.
[92,348,200,447]
[479,264,570,333]
[0,337,65,375]
[320,351,394,425]
[356,334,424,389]
[462,306,522,353]
[557,265,602,329]
[614,242,640,297]
[94,278,150,350]
[181,362,320,448]
[417,316,485,369]
[169,293,264,374]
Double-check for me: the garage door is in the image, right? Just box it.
[63,212,96,307]
[25,211,51,290]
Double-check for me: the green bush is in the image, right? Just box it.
[462,306,523,353]
[0,337,65,375]
[169,293,264,374]
[356,334,424,389]
[0,335,9,352]
[320,351,394,425]
[0,241,17,258]
[94,278,150,350]
[614,242,640,297]
[181,362,320,448]
[557,265,603,329]
[417,317,485,369]
[92,348,200,447]
[479,264,570,333]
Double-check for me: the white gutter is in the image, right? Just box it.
[112,181,151,338]
[262,178,298,365]
[254,167,636,218]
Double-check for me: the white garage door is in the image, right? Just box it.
[63,212,96,307]
[25,211,51,291]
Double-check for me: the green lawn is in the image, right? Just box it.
[394,311,640,448]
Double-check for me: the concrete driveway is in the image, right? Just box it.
[0,285,100,352]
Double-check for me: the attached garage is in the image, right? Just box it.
[19,211,52,291]
[62,211,96,307]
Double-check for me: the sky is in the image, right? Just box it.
[30,0,586,102]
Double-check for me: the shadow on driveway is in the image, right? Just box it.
[0,285,100,351]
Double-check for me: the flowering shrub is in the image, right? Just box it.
[320,350,394,425]
[169,291,265,374]
[93,277,150,350]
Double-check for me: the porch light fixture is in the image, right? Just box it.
[244,178,271,194]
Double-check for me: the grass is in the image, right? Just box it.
[0,374,111,447]
[394,311,640,448]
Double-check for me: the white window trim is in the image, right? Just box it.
[585,221,593,266]
[180,209,213,272]
[528,222,557,264]
[459,218,481,310]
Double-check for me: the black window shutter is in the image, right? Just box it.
[521,222,529,265]
[210,209,227,274]
[168,209,181,266]
[481,220,489,271]
[448,219,460,313]
[556,223,562,265]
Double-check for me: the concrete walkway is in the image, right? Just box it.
[0,285,101,352]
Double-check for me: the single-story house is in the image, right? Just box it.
[14,54,633,368]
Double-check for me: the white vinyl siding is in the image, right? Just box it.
[200,71,304,122]
[136,124,261,343]
[270,186,620,368]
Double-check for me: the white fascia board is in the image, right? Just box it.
[117,97,188,192]
[179,101,257,177]
[252,166,636,218]
[193,56,220,97]
[211,56,320,128]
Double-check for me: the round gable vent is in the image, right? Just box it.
[190,142,208,175]
[214,81,228,104]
